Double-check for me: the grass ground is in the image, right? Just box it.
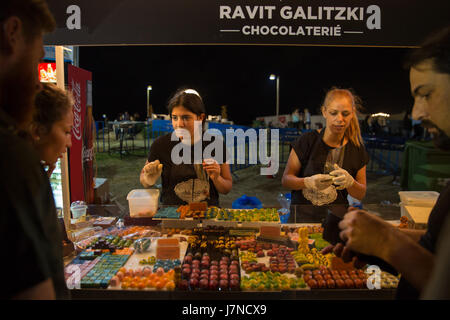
[94,150,148,210]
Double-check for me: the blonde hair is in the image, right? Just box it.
[322,87,364,147]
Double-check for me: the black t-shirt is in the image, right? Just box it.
[0,111,68,299]
[289,130,369,222]
[148,133,228,206]
[423,214,450,299]
[396,181,450,300]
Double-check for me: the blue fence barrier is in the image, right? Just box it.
[363,135,405,175]
[94,121,405,176]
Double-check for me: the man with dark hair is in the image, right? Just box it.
[336,26,450,299]
[0,0,68,299]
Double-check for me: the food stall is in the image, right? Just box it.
[64,197,400,300]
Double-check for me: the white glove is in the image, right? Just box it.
[304,174,334,191]
[141,160,163,186]
[330,164,354,190]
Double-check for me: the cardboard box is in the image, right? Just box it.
[69,220,93,230]
[399,191,438,229]
[260,226,280,237]
[402,205,432,230]
[93,217,117,229]
[399,191,439,207]
[189,202,207,211]
[94,178,110,204]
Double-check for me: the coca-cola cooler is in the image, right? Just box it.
[67,64,95,204]
[40,49,95,215]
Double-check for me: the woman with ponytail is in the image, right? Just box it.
[282,87,369,243]
[140,88,232,207]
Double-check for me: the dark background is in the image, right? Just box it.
[79,45,413,125]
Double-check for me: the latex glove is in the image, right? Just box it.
[142,160,163,186]
[330,164,354,190]
[202,158,221,181]
[304,174,334,191]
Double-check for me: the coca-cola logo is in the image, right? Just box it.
[72,80,82,141]
[82,145,94,163]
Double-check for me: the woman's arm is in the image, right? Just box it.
[346,165,367,200]
[140,160,163,187]
[281,149,307,190]
[140,160,151,187]
[210,163,233,194]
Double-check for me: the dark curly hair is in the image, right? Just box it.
[34,83,73,134]
[0,0,55,53]
[404,25,450,74]
[167,88,206,125]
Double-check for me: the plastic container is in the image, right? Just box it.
[70,201,87,219]
[399,191,439,225]
[277,193,291,223]
[126,189,160,217]
[398,191,440,207]
[278,208,290,224]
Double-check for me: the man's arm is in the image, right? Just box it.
[13,278,55,300]
[399,228,427,242]
[382,228,434,291]
[339,210,434,292]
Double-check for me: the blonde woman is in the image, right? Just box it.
[282,88,369,243]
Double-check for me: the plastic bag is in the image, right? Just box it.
[347,195,363,209]
[232,195,263,209]
[133,237,152,253]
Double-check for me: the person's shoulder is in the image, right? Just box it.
[441,181,450,197]
[0,132,47,204]
[304,130,320,138]
[153,133,173,146]
[346,139,369,166]
[291,131,319,155]
[348,139,367,152]
[296,130,319,143]
[150,133,177,156]
[0,131,40,167]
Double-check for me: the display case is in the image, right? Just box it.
[49,159,64,216]
[65,205,399,300]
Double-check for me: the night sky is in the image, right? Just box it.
[79,45,413,126]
